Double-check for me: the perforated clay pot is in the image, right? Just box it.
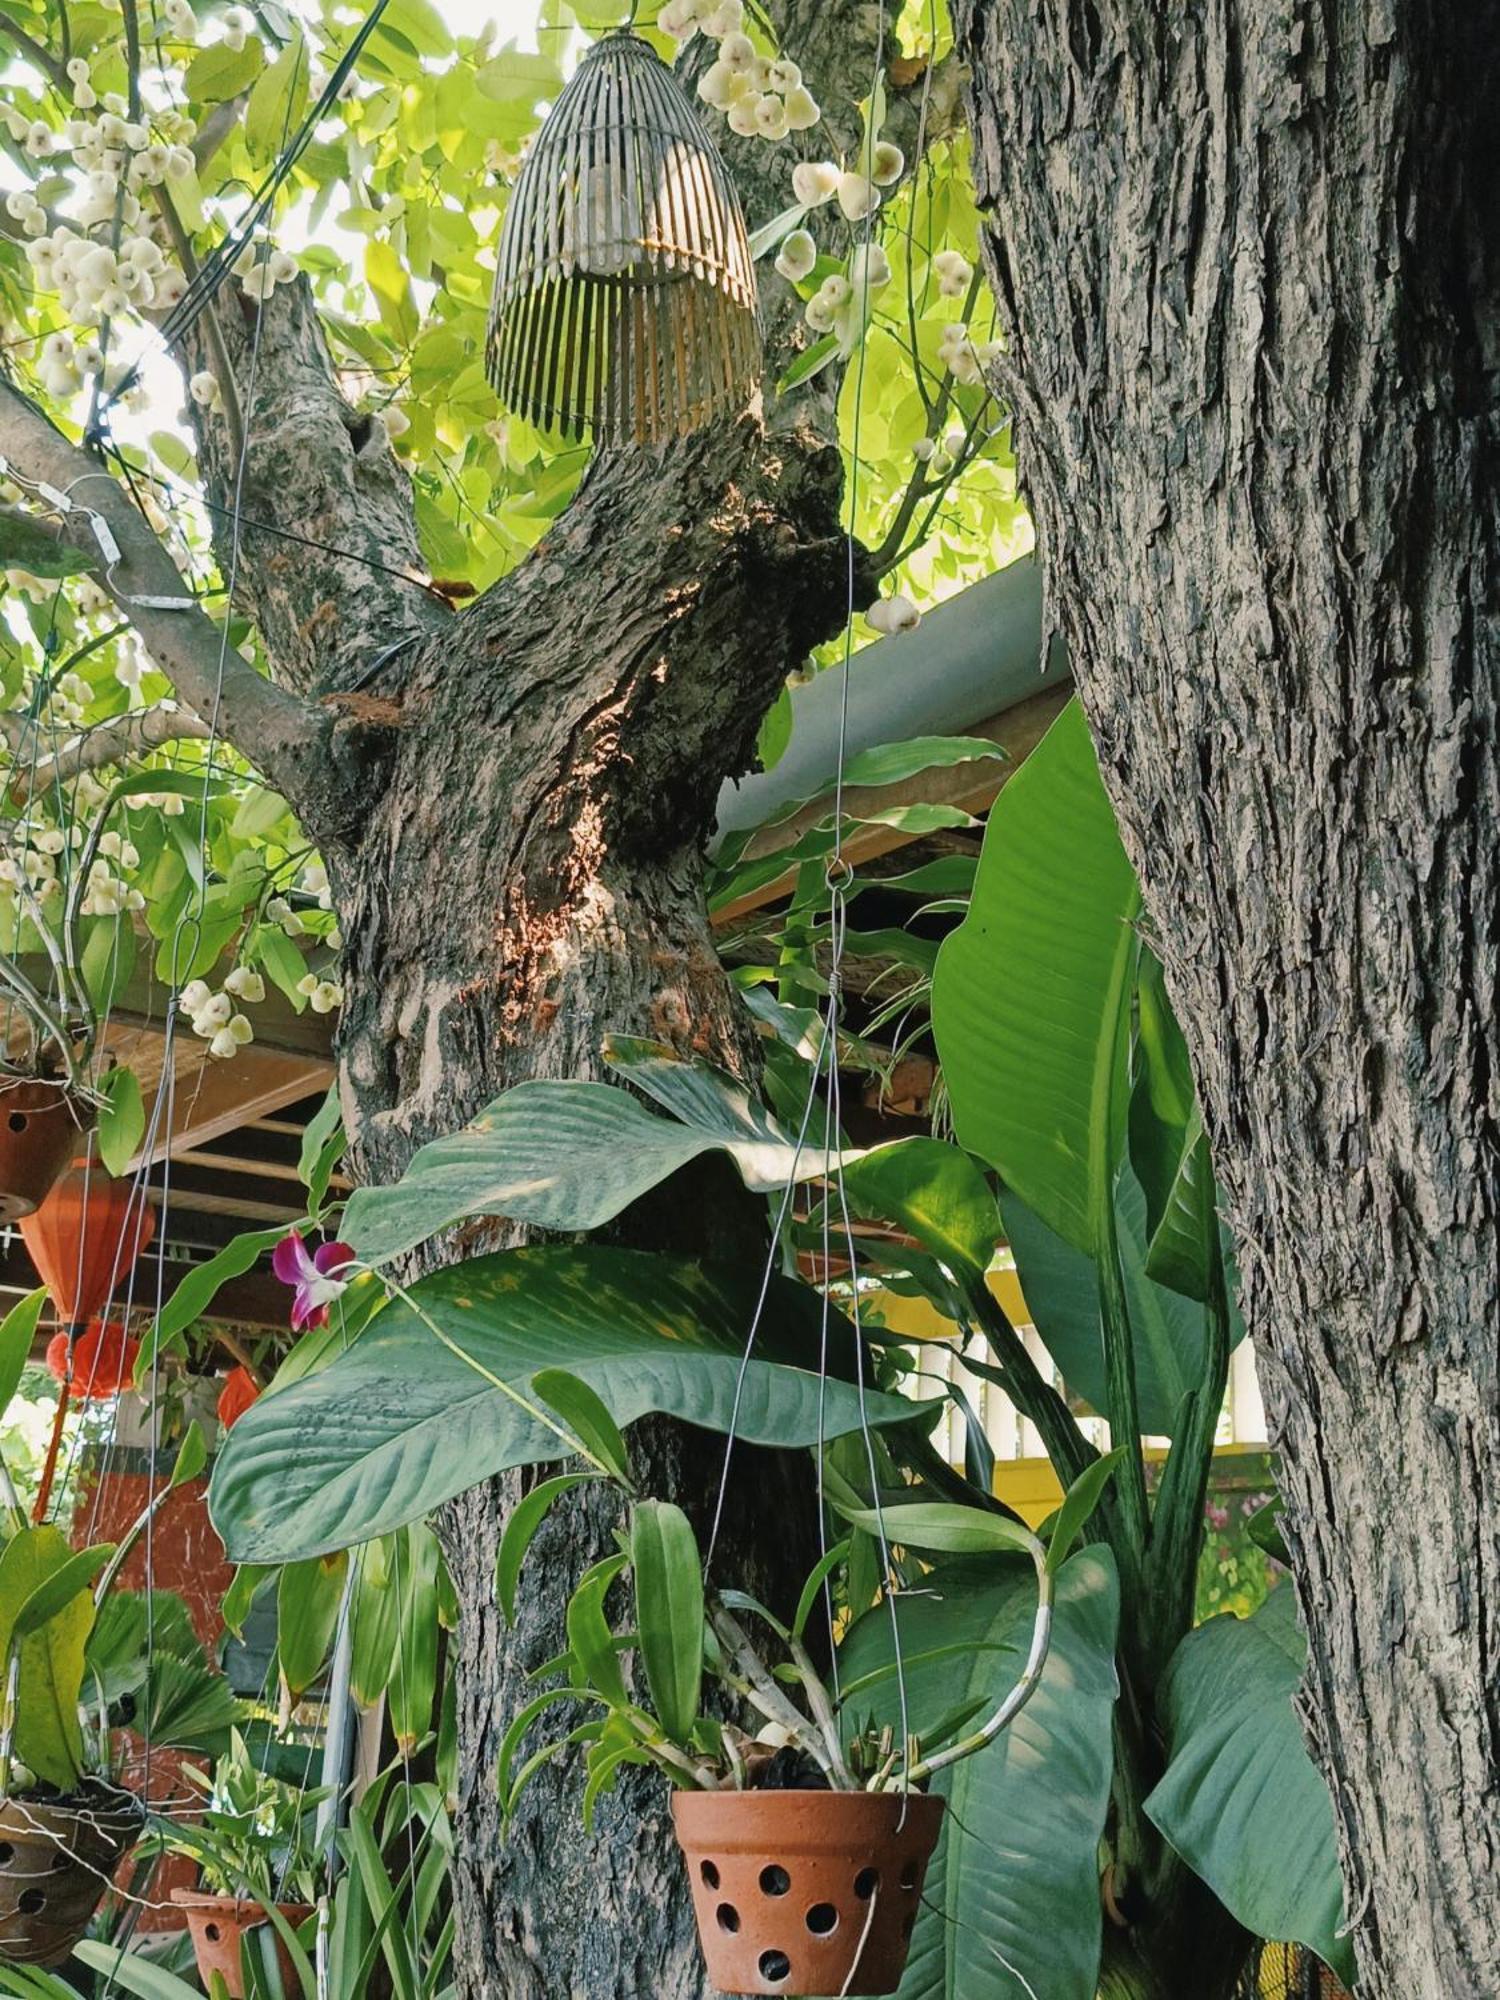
[0,1081,91,1224]
[172,1889,313,1998]
[0,1788,142,1966]
[673,1788,945,1996]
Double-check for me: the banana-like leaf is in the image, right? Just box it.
[1001,1169,1243,1436]
[840,1548,1120,2000]
[211,1248,912,1563]
[1144,1590,1354,1986]
[389,1526,441,1753]
[932,698,1141,1257]
[839,1138,1000,1283]
[341,1044,870,1266]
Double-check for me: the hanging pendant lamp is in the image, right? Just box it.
[486,30,761,447]
[20,1168,157,1333]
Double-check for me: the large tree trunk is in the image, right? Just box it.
[957,3,1499,1995]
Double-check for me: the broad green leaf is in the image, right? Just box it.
[0,1289,46,1424]
[351,1538,401,1707]
[630,1500,703,1745]
[1001,1169,1243,1436]
[0,1525,94,1789]
[277,1549,348,1698]
[933,698,1140,1256]
[75,1942,205,1999]
[96,1064,145,1177]
[388,1525,441,1752]
[497,1473,599,1625]
[474,49,561,100]
[841,1138,999,1283]
[845,1501,1039,1560]
[1128,948,1197,1240]
[183,36,265,102]
[838,735,1004,792]
[342,1060,867,1265]
[841,1549,1120,2000]
[532,1370,632,1487]
[1144,1591,1353,1986]
[245,32,310,164]
[12,1544,112,1635]
[1143,1119,1226,1303]
[210,1248,912,1563]
[778,333,839,391]
[365,239,420,348]
[792,1538,850,1643]
[1046,1448,1123,1574]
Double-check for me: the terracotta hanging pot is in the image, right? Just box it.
[672,1789,945,1997]
[0,1081,91,1226]
[171,1889,313,1998]
[20,1168,156,1330]
[0,1787,142,1966]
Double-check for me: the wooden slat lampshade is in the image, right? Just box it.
[486,31,761,446]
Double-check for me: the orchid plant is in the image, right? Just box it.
[496,1367,1120,1825]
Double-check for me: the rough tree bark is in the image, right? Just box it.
[956,3,1498,1995]
[0,9,957,1994]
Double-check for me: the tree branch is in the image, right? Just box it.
[0,380,334,807]
[5,704,213,805]
[0,15,69,91]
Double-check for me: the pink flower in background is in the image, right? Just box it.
[272,1229,355,1330]
[1205,1501,1230,1531]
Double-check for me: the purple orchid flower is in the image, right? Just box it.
[272,1229,355,1330]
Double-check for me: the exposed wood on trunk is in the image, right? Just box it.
[956,3,1499,1994]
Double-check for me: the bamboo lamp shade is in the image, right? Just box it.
[486,31,760,447]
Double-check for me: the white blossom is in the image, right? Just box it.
[774,228,817,283]
[871,140,905,186]
[867,594,920,635]
[782,85,820,132]
[224,966,265,1003]
[836,172,880,222]
[932,249,973,297]
[791,160,840,207]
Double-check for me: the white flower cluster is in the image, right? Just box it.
[5,72,199,371]
[668,3,821,140]
[937,319,1000,386]
[265,864,343,952]
[0,816,145,917]
[296,973,345,1014]
[913,427,968,478]
[233,237,299,303]
[180,969,263,1060]
[789,143,904,229]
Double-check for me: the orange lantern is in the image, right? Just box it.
[22,1171,157,1524]
[45,1319,141,1399]
[216,1365,260,1431]
[20,1168,157,1333]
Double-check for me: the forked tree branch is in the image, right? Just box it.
[4,704,214,805]
[0,381,335,809]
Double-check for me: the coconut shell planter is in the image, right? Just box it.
[674,1790,945,1997]
[0,1080,90,1224]
[172,1889,313,1999]
[0,1788,142,1966]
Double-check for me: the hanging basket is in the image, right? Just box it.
[0,1081,91,1225]
[486,30,760,446]
[171,1890,313,1998]
[673,1789,945,1996]
[0,1787,143,1966]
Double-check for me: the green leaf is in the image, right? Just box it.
[342,1057,867,1265]
[0,1289,46,1424]
[184,35,265,102]
[1046,1448,1124,1574]
[474,49,561,100]
[144,1225,291,1364]
[841,1139,999,1283]
[1245,1496,1289,1565]
[792,1538,850,1643]
[496,1473,599,1624]
[277,1550,348,1699]
[0,1524,93,1789]
[841,1549,1120,2000]
[365,238,420,348]
[74,1942,205,1999]
[1002,1169,1242,1436]
[96,1065,145,1177]
[297,1085,343,1210]
[245,31,310,164]
[12,1544,112,1635]
[777,333,839,392]
[933,698,1140,1256]
[566,1554,629,1707]
[844,1502,1041,1560]
[1144,1591,1354,1986]
[1143,1118,1222,1302]
[838,735,1004,791]
[388,1525,441,1753]
[210,1248,911,1563]
[630,1501,703,1745]
[748,201,808,259]
[1128,947,1197,1240]
[532,1370,632,1487]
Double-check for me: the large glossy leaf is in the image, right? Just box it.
[277,1549,349,1699]
[840,1138,1000,1283]
[211,1248,911,1563]
[932,698,1140,1256]
[342,1047,867,1266]
[1144,1589,1354,1985]
[0,1525,94,1790]
[1001,1169,1243,1435]
[840,1548,1120,2000]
